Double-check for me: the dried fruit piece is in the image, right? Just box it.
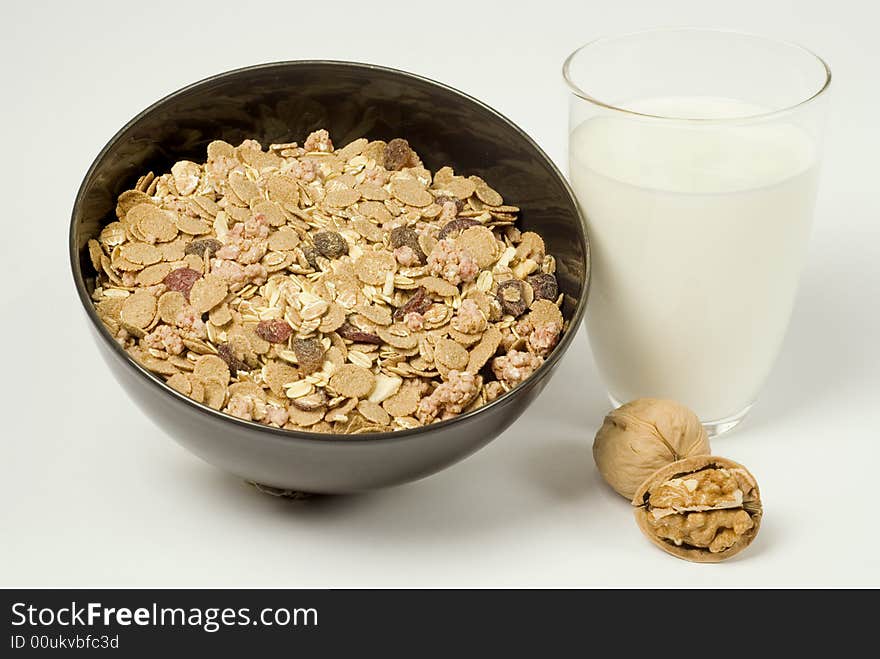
[292,390,328,412]
[392,287,432,322]
[255,319,293,344]
[389,226,426,264]
[593,399,710,500]
[433,195,465,212]
[313,231,348,259]
[163,267,202,299]
[292,338,325,374]
[527,273,558,301]
[437,217,478,240]
[383,138,418,171]
[337,322,383,344]
[496,279,533,317]
[185,238,223,258]
[632,456,762,563]
[301,245,320,270]
[216,343,249,373]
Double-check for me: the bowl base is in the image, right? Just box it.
[248,482,319,500]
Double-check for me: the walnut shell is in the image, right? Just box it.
[593,399,710,499]
[632,456,762,563]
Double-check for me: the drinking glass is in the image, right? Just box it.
[563,29,831,436]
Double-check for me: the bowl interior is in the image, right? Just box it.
[71,61,590,437]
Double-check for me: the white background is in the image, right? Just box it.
[1,0,877,587]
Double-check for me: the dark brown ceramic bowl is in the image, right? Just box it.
[70,61,590,493]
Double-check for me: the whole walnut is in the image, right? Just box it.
[592,399,710,499]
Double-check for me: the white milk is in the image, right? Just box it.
[570,97,819,421]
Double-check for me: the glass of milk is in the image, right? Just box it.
[564,29,831,436]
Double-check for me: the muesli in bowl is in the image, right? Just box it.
[89,130,567,435]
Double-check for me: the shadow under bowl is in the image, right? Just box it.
[70,61,590,493]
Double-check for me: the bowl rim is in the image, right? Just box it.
[70,59,590,444]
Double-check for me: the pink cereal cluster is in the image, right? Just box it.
[303,129,333,153]
[427,239,478,285]
[491,350,544,389]
[416,370,479,423]
[225,393,289,427]
[393,245,421,267]
[451,299,487,334]
[143,325,185,355]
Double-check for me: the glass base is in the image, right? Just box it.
[607,396,752,438]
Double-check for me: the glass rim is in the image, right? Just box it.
[562,28,832,123]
